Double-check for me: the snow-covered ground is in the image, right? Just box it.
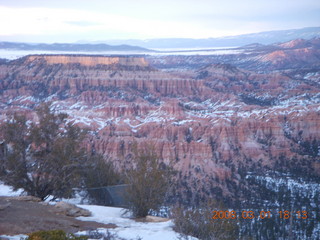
[0,182,23,197]
[0,182,192,240]
[77,205,183,240]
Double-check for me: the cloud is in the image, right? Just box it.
[0,7,81,35]
[0,6,212,40]
[64,21,101,27]
[0,1,319,42]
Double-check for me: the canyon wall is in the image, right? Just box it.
[3,55,204,98]
[0,41,319,202]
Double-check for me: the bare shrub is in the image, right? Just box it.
[125,145,174,218]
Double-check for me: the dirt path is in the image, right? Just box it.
[0,197,116,236]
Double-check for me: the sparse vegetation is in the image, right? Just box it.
[240,94,276,106]
[196,70,209,79]
[125,145,174,217]
[83,230,142,240]
[83,154,123,205]
[26,230,88,240]
[84,154,122,189]
[172,200,239,240]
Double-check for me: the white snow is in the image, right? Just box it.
[76,205,188,240]
[172,119,194,126]
[245,173,320,200]
[0,235,28,240]
[93,117,109,130]
[70,102,87,110]
[0,181,23,197]
[72,116,93,126]
[124,118,141,129]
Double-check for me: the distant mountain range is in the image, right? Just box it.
[93,27,320,49]
[0,27,319,52]
[0,42,151,52]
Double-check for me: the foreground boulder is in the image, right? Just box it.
[54,201,92,217]
[145,215,170,222]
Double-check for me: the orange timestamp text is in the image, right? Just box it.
[212,210,308,220]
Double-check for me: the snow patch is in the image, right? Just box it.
[0,181,23,197]
[76,205,191,240]
[172,119,194,126]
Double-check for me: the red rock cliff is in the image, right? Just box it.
[26,55,149,67]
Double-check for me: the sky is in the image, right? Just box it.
[0,0,319,43]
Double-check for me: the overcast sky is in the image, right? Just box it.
[0,0,319,43]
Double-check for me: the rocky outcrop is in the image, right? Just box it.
[54,202,92,217]
[258,47,320,68]
[0,196,116,235]
[145,216,170,222]
[4,196,42,202]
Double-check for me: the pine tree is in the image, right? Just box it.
[0,103,88,200]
